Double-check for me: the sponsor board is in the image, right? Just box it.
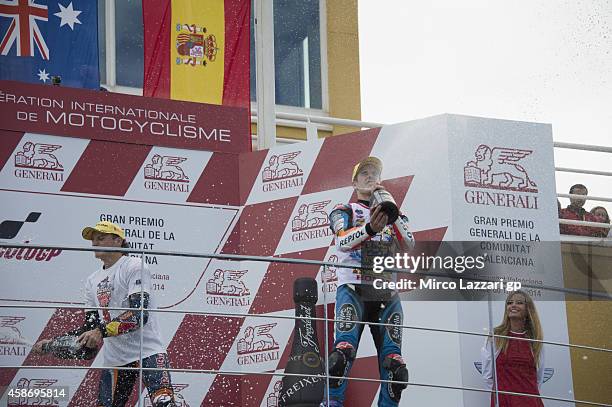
[124,147,213,204]
[0,133,89,193]
[236,324,280,366]
[246,145,322,205]
[0,190,238,307]
[0,316,28,357]
[0,80,251,153]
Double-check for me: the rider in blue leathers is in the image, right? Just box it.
[322,157,415,407]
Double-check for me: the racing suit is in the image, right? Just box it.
[325,199,415,406]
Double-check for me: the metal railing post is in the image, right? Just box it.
[139,250,145,406]
[322,264,331,405]
[487,292,500,407]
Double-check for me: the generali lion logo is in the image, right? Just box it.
[144,155,189,182]
[0,316,26,345]
[143,154,190,193]
[206,269,250,296]
[321,254,338,293]
[290,200,334,242]
[9,378,59,406]
[463,145,540,210]
[237,324,279,355]
[261,152,305,192]
[144,384,190,407]
[265,381,283,407]
[175,23,218,67]
[14,142,64,171]
[291,201,331,232]
[13,142,65,182]
[464,145,537,192]
[263,152,304,182]
[474,362,554,383]
[236,323,280,365]
[323,255,338,283]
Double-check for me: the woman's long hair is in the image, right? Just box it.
[493,290,543,366]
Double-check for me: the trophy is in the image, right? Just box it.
[371,188,399,224]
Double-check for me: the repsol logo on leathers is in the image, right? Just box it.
[339,229,364,247]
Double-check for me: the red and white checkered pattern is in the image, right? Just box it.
[0,127,449,406]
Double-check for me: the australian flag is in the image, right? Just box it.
[0,0,99,89]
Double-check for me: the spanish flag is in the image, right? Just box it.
[143,0,250,108]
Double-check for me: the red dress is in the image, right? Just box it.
[491,331,544,407]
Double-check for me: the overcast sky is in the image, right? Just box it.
[358,0,611,214]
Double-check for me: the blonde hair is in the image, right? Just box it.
[493,290,543,366]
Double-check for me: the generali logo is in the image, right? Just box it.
[236,323,280,366]
[474,362,554,383]
[324,255,338,282]
[262,152,305,192]
[145,384,190,407]
[265,381,283,407]
[463,145,539,210]
[144,154,190,193]
[14,142,64,182]
[205,269,251,307]
[9,378,59,406]
[321,254,338,293]
[290,200,334,242]
[0,316,28,357]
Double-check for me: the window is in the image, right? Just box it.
[99,0,325,108]
[250,0,323,109]
[275,0,322,109]
[114,0,144,88]
[97,1,106,84]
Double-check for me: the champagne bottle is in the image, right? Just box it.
[279,277,324,407]
[42,335,97,360]
[371,189,399,224]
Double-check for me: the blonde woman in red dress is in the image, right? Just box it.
[481,290,545,407]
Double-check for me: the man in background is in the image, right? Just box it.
[559,184,601,237]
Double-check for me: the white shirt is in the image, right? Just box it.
[84,256,165,366]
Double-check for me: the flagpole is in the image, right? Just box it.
[255,0,276,149]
